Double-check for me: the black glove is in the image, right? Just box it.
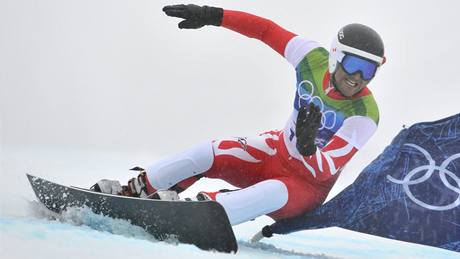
[162,4,223,29]
[296,103,322,156]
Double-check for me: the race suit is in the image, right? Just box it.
[144,10,379,225]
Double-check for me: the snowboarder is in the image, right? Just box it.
[93,4,385,226]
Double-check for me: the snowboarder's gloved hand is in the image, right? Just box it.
[162,4,223,29]
[296,103,322,156]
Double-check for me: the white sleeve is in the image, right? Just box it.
[306,116,378,178]
[284,36,322,68]
[334,116,378,150]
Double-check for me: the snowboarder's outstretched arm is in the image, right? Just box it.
[163,4,317,63]
[162,4,223,29]
[219,9,296,56]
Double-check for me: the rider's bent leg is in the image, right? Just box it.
[144,132,279,194]
[145,141,214,193]
[207,179,289,225]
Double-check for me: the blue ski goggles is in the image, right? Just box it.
[340,54,379,81]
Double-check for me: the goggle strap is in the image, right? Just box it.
[336,40,384,64]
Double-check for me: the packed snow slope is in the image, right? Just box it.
[1,147,458,259]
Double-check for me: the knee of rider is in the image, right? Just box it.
[216,179,289,225]
[145,141,214,189]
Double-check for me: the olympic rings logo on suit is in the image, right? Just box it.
[387,144,460,211]
[297,80,337,131]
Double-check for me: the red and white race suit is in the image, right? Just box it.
[145,10,379,225]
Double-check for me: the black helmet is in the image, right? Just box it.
[329,23,385,74]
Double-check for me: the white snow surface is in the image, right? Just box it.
[1,147,458,259]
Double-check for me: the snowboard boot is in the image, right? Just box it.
[91,167,181,200]
[128,167,180,200]
[126,168,150,198]
[196,191,217,201]
[91,179,125,195]
[149,190,180,201]
[91,167,151,198]
[196,189,240,201]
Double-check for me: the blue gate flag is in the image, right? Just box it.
[270,113,460,252]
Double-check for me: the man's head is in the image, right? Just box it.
[329,23,385,97]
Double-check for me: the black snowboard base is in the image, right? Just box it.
[26,174,238,253]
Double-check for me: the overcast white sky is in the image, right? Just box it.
[1,0,459,189]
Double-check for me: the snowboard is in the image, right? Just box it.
[26,174,238,253]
